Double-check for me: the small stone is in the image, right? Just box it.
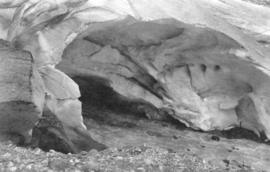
[49,149,56,153]
[88,149,99,156]
[34,149,42,154]
[7,162,14,167]
[9,166,17,172]
[26,164,33,169]
[137,167,145,172]
[159,165,164,171]
[116,156,123,160]
[211,135,220,141]
[3,152,11,157]
[144,158,153,165]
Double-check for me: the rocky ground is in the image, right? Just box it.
[242,0,270,6]
[0,114,268,172]
[1,76,270,172]
[0,142,233,172]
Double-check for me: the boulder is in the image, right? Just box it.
[0,39,45,142]
[32,106,107,154]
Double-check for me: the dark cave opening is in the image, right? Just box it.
[73,75,270,145]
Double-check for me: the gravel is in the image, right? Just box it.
[0,142,232,172]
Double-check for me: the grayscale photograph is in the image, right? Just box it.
[0,0,270,171]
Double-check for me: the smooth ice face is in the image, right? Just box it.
[55,17,270,138]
